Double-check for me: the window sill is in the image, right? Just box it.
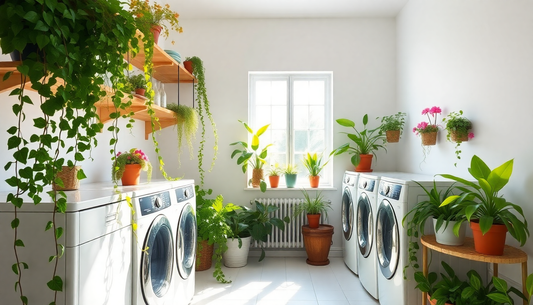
[244,187,337,191]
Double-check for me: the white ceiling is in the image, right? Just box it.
[167,0,409,19]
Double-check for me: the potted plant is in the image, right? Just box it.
[461,270,526,305]
[414,261,467,305]
[266,164,283,188]
[440,155,529,255]
[230,120,272,192]
[166,103,199,166]
[442,110,475,166]
[487,275,532,305]
[331,114,387,172]
[294,190,331,229]
[302,152,331,188]
[284,164,298,188]
[112,148,153,186]
[413,106,441,146]
[129,0,183,44]
[379,112,407,143]
[126,74,148,96]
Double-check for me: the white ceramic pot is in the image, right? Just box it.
[223,236,251,268]
[433,218,466,246]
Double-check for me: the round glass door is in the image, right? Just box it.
[341,188,354,241]
[376,199,399,279]
[141,215,174,299]
[177,203,197,279]
[357,192,373,258]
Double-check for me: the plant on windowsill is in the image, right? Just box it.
[331,114,387,172]
[230,120,272,192]
[302,152,331,188]
[442,110,474,166]
[439,155,529,256]
[266,164,284,188]
[166,103,199,167]
[379,112,407,143]
[284,164,298,188]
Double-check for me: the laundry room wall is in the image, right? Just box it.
[161,18,398,253]
[396,0,533,285]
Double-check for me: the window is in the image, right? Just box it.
[249,72,333,187]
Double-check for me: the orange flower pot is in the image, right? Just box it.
[150,25,162,45]
[470,221,508,256]
[134,88,146,96]
[309,176,320,188]
[269,176,280,188]
[355,154,373,172]
[121,164,142,186]
[307,214,321,229]
[184,60,194,74]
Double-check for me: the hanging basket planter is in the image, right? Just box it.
[450,131,469,142]
[53,166,81,191]
[386,130,401,143]
[421,131,438,146]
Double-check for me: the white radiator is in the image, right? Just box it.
[251,198,328,249]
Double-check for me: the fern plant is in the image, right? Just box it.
[166,104,199,166]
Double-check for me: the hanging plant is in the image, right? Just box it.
[412,106,442,163]
[0,0,138,303]
[166,103,199,166]
[442,110,474,166]
[184,56,218,187]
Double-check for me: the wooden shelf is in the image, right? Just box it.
[0,61,28,94]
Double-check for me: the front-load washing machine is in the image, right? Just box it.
[0,183,133,304]
[341,171,359,274]
[356,173,380,299]
[375,173,469,305]
[173,182,197,305]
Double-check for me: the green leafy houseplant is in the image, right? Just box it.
[184,56,218,187]
[126,74,148,91]
[166,104,199,166]
[302,152,330,177]
[230,120,272,192]
[489,273,533,305]
[284,164,298,175]
[379,112,407,142]
[266,164,284,176]
[414,261,467,305]
[442,110,474,166]
[0,0,138,303]
[440,155,529,247]
[331,114,387,168]
[294,190,332,217]
[112,148,153,182]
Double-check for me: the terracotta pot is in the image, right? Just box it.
[53,166,81,191]
[134,88,146,96]
[183,60,194,74]
[302,224,334,266]
[251,168,263,188]
[307,214,321,229]
[386,130,400,143]
[421,131,438,145]
[285,174,297,188]
[309,176,320,188]
[470,221,508,256]
[450,131,469,142]
[269,175,280,188]
[121,164,142,186]
[150,25,162,45]
[196,240,214,271]
[355,154,373,172]
[428,294,453,305]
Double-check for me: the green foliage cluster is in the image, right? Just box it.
[0,0,138,303]
[294,190,332,216]
[331,114,387,167]
[166,104,198,166]
[284,164,298,175]
[185,56,218,187]
[126,74,148,91]
[266,164,283,176]
[302,152,330,177]
[443,110,472,139]
[379,112,407,133]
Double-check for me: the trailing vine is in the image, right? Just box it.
[0,1,137,304]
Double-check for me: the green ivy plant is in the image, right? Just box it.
[442,110,474,166]
[0,0,138,304]
[185,56,218,187]
[166,103,199,167]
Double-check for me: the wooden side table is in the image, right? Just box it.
[420,235,528,305]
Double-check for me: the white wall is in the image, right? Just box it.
[160,18,398,250]
[397,0,533,282]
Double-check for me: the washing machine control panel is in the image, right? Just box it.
[359,179,375,191]
[176,185,195,203]
[139,191,171,216]
[343,174,356,186]
[379,182,402,200]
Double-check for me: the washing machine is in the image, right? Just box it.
[375,173,470,305]
[341,171,359,274]
[173,182,197,305]
[0,183,133,304]
[356,173,380,299]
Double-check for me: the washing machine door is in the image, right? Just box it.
[357,192,373,258]
[177,202,197,279]
[341,187,354,241]
[376,199,399,279]
[141,215,174,302]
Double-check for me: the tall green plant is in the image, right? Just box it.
[0,0,138,303]
[185,56,218,187]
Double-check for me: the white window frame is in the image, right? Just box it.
[248,71,333,188]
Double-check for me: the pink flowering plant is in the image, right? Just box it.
[112,148,153,182]
[412,106,442,135]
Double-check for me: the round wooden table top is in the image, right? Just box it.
[421,235,527,264]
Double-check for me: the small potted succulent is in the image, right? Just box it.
[302,152,330,188]
[379,112,407,143]
[266,164,283,188]
[112,148,152,185]
[284,164,298,188]
[126,74,148,96]
[442,110,474,165]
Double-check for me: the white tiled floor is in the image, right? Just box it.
[192,257,379,305]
